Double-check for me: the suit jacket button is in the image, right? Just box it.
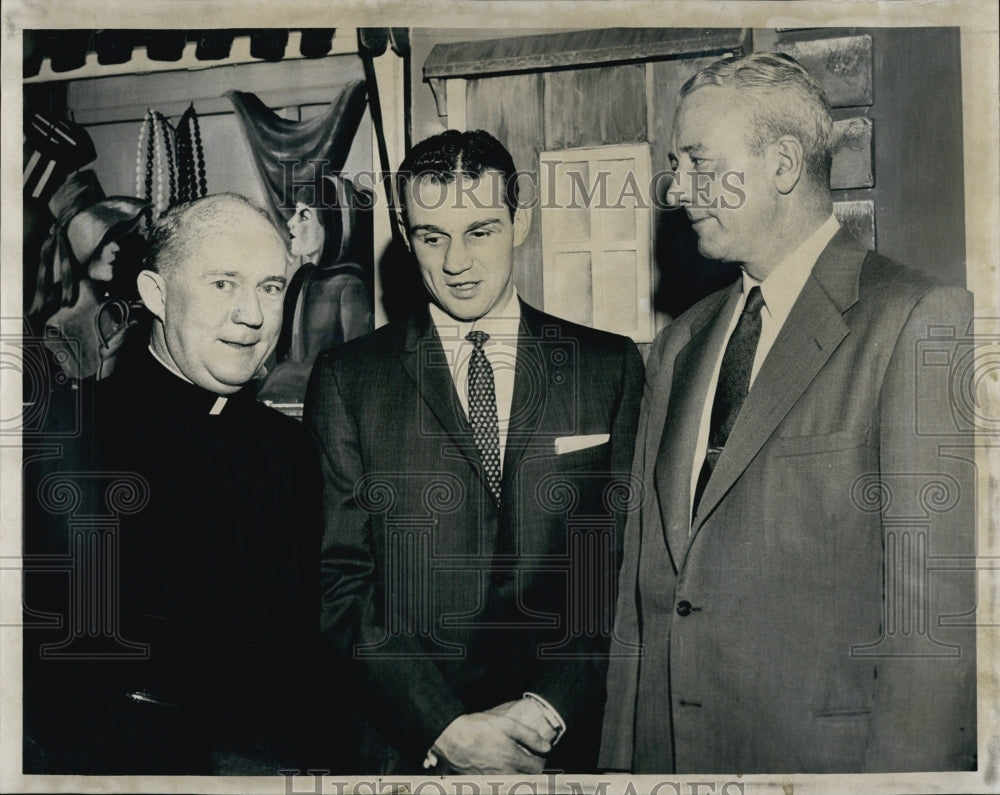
[676,600,692,617]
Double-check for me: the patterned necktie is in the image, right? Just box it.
[466,330,502,505]
[693,285,766,514]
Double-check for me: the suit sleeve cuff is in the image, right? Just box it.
[524,691,566,744]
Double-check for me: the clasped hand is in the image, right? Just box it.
[432,698,557,774]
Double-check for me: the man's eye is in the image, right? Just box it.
[212,280,235,291]
[469,229,492,239]
[419,234,443,246]
[260,283,284,297]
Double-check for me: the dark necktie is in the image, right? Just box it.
[693,285,766,514]
[466,330,502,505]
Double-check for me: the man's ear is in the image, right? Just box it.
[772,136,804,195]
[512,205,532,247]
[137,270,166,322]
[395,209,412,251]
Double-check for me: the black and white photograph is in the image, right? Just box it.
[2,2,998,794]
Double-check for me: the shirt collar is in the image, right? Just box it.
[428,288,522,346]
[747,213,840,322]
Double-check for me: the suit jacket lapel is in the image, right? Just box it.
[501,300,574,496]
[653,286,738,568]
[398,309,487,484]
[692,227,865,530]
[500,302,535,492]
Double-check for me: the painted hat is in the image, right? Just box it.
[30,171,150,316]
[47,170,105,226]
[65,196,149,266]
[48,170,149,264]
[293,174,370,266]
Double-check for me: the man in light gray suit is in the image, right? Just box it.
[600,52,976,774]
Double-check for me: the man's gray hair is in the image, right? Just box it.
[681,52,834,184]
[146,193,284,274]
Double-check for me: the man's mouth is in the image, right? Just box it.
[446,281,481,295]
[688,215,716,230]
[220,339,260,348]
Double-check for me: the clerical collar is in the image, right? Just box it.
[147,344,228,415]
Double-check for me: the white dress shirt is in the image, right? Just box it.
[690,215,841,521]
[428,288,521,467]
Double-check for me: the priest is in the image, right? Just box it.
[23,193,331,774]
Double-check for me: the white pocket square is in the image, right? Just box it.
[554,434,610,455]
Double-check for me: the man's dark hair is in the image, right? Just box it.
[396,129,520,228]
[146,193,282,275]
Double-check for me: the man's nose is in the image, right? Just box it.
[442,238,472,274]
[232,287,264,328]
[666,169,692,208]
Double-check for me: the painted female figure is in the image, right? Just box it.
[28,171,149,383]
[257,174,374,404]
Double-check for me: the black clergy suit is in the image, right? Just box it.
[23,351,329,774]
[305,298,643,773]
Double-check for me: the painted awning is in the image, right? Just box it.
[423,27,749,80]
[23,28,409,82]
[24,30,338,76]
[422,27,749,115]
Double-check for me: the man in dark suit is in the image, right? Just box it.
[23,194,328,773]
[305,130,643,774]
[600,53,976,774]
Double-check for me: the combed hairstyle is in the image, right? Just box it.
[681,52,834,185]
[146,193,284,274]
[396,129,520,228]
